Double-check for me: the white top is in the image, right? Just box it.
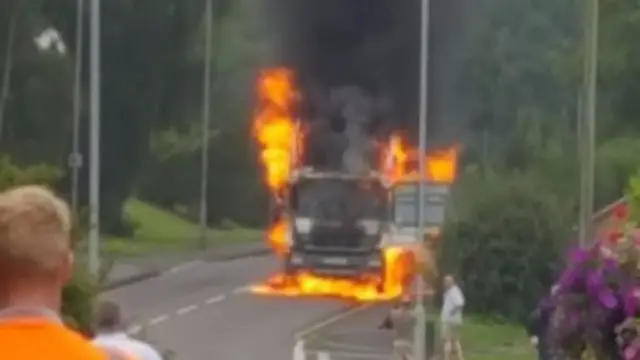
[93,332,163,360]
[441,285,465,324]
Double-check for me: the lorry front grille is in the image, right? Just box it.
[309,226,363,248]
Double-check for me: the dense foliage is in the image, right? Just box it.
[441,169,569,321]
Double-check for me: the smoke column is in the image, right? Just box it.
[262,0,477,170]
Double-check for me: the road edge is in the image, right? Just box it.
[100,244,270,292]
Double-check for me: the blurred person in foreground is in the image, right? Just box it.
[0,185,131,359]
[441,274,465,360]
[526,284,559,360]
[93,300,163,360]
[379,294,416,360]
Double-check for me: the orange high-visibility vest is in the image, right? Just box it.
[0,317,109,359]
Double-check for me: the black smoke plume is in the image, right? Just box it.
[263,0,475,172]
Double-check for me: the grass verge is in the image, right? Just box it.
[460,316,533,360]
[103,199,262,257]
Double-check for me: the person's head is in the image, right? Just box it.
[95,300,125,333]
[443,274,456,289]
[400,293,412,308]
[0,185,73,309]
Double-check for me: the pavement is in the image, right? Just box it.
[101,250,360,360]
[301,303,394,359]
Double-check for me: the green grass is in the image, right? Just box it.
[460,316,533,360]
[103,199,262,257]
[424,313,532,360]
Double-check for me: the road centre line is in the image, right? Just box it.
[177,305,198,315]
[149,315,169,325]
[206,294,226,304]
[126,285,251,332]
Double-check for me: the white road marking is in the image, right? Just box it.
[205,294,226,304]
[318,339,382,352]
[293,339,306,360]
[315,351,388,359]
[127,325,142,335]
[149,315,169,326]
[233,285,252,294]
[176,304,198,315]
[295,303,373,340]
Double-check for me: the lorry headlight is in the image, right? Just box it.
[359,220,380,235]
[290,255,303,265]
[367,257,382,267]
[295,217,313,234]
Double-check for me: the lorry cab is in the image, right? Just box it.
[282,167,388,282]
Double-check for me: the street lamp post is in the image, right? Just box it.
[578,0,598,247]
[70,0,84,217]
[198,0,213,249]
[88,0,101,276]
[414,0,430,358]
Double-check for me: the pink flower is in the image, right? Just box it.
[614,203,629,220]
[624,344,640,360]
[608,230,624,245]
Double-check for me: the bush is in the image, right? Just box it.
[441,169,569,321]
[61,265,98,336]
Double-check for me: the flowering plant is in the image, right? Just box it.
[549,203,640,360]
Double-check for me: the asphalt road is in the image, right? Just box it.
[103,254,354,360]
[303,304,393,359]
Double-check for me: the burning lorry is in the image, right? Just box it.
[251,68,456,300]
[280,167,388,289]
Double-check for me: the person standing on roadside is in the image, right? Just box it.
[441,274,465,360]
[380,294,416,360]
[93,300,163,360]
[0,185,129,359]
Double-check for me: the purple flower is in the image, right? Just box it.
[598,288,618,309]
[623,287,640,316]
[570,248,592,264]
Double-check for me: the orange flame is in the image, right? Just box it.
[251,246,416,301]
[252,69,418,302]
[253,68,301,193]
[382,133,459,185]
[267,219,289,257]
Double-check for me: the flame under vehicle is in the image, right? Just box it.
[281,167,389,289]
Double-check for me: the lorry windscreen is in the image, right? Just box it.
[293,178,384,222]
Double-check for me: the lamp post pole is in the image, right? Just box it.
[70,0,84,216]
[414,0,430,358]
[578,0,598,247]
[88,0,101,276]
[198,0,213,249]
